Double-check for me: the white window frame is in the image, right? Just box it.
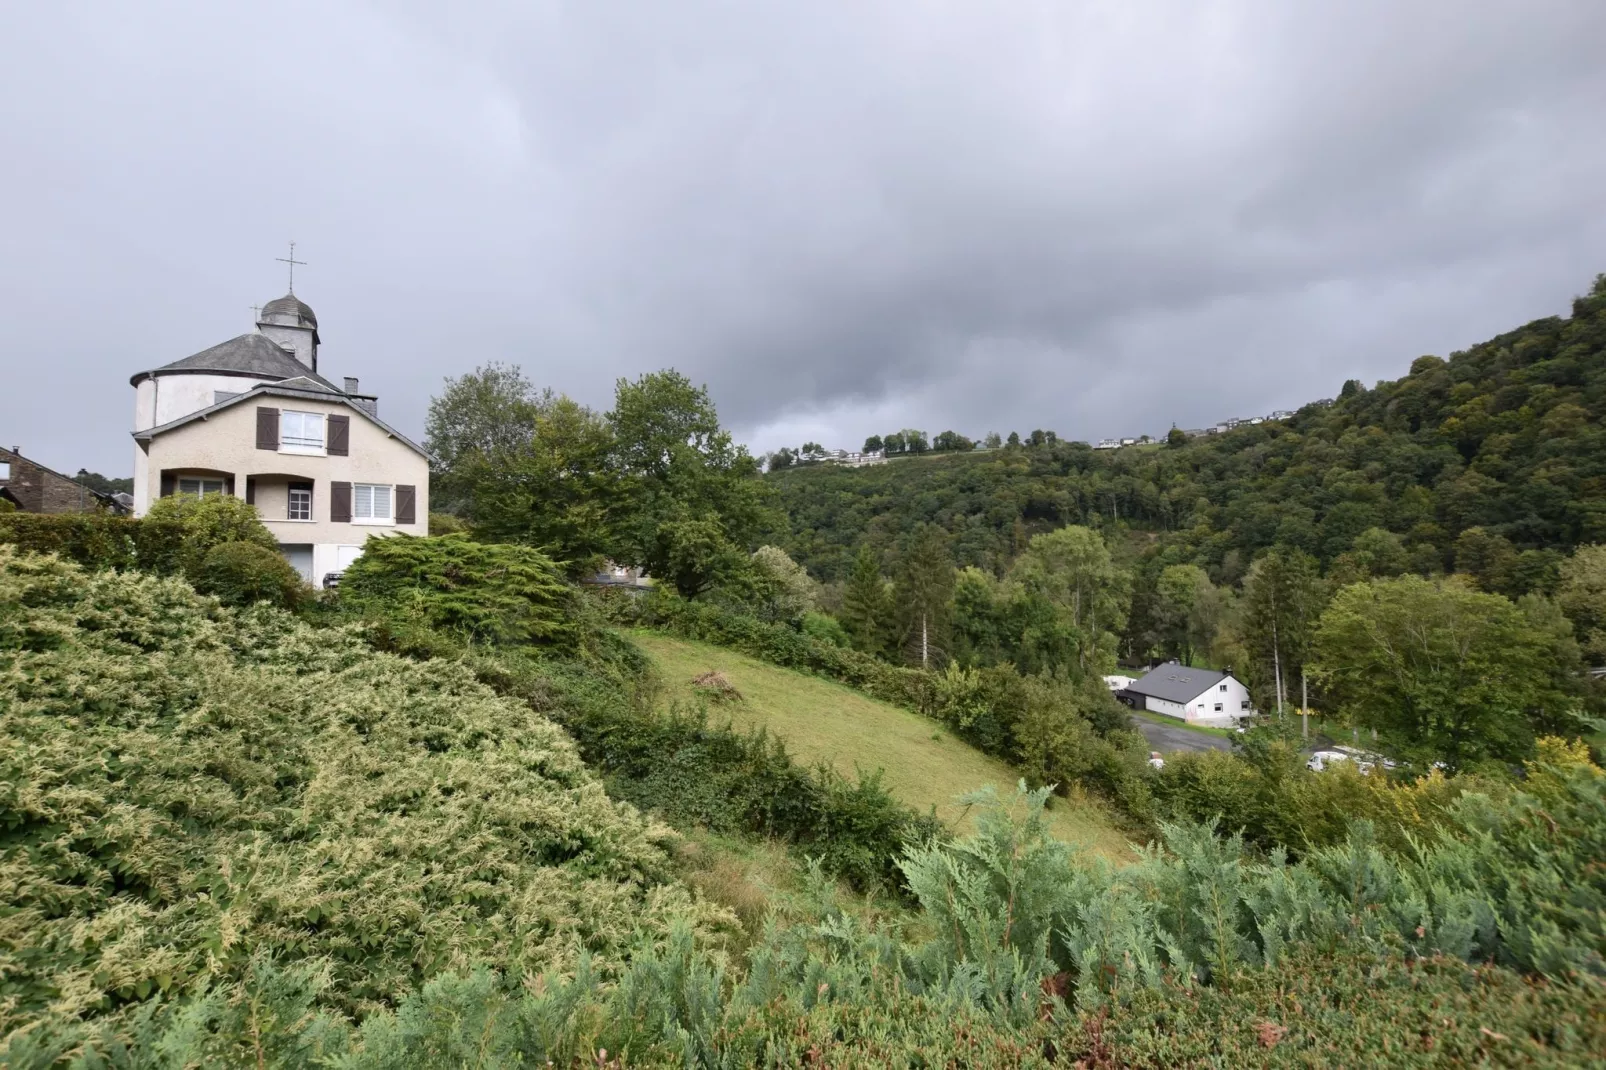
[287,484,313,521]
[1214,703,1224,712]
[279,410,326,455]
[353,483,394,524]
[177,477,226,498]
[0,461,9,480]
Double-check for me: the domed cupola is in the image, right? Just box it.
[256,293,321,371]
[261,294,319,331]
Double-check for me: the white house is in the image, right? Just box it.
[130,291,429,587]
[1122,662,1254,727]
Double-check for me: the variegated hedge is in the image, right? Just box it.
[0,547,731,1045]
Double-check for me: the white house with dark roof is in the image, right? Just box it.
[1122,661,1255,727]
[130,292,428,587]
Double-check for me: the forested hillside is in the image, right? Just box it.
[769,274,1606,588]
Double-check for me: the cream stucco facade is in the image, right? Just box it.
[134,392,428,584]
[130,291,429,587]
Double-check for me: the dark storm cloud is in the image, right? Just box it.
[2,1,1604,474]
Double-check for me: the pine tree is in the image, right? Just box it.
[839,544,891,655]
[894,526,956,668]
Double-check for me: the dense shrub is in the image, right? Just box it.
[339,533,581,649]
[428,510,468,535]
[467,648,941,892]
[0,511,188,574]
[144,492,281,577]
[8,711,1604,1066]
[609,588,935,710]
[1148,735,1506,856]
[0,547,727,1046]
[801,609,849,647]
[193,539,305,608]
[1062,943,1606,1068]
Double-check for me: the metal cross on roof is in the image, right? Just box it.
[276,241,306,293]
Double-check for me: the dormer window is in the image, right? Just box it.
[281,411,325,451]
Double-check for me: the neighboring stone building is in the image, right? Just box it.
[130,291,429,587]
[0,446,125,514]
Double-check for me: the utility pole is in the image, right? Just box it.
[921,613,929,669]
[1301,668,1309,740]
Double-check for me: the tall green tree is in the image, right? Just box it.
[951,566,1007,667]
[1007,526,1128,676]
[1312,576,1577,769]
[465,393,621,576]
[608,371,775,598]
[424,363,540,514]
[894,526,955,668]
[1238,549,1326,731]
[839,544,892,655]
[747,545,818,623]
[1153,564,1217,666]
[1558,544,1606,662]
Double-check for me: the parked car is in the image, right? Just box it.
[1307,750,1351,772]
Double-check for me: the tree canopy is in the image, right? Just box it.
[764,275,1606,586]
[1312,576,1578,769]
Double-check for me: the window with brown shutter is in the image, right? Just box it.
[327,414,350,456]
[330,481,352,522]
[256,408,280,450]
[395,484,416,525]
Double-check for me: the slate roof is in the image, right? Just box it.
[262,293,317,328]
[129,332,340,390]
[1126,663,1229,704]
[132,380,429,459]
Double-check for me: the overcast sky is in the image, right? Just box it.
[3,1,1605,476]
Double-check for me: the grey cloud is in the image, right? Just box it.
[2,1,1604,475]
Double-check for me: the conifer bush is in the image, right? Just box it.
[338,532,580,649]
[0,547,727,1050]
[15,771,1603,1067]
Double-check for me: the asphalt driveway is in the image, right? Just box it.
[1130,714,1233,754]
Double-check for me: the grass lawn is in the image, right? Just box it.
[629,630,1135,862]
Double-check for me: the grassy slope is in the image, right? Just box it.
[630,630,1135,862]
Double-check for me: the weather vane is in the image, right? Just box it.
[275,241,306,294]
